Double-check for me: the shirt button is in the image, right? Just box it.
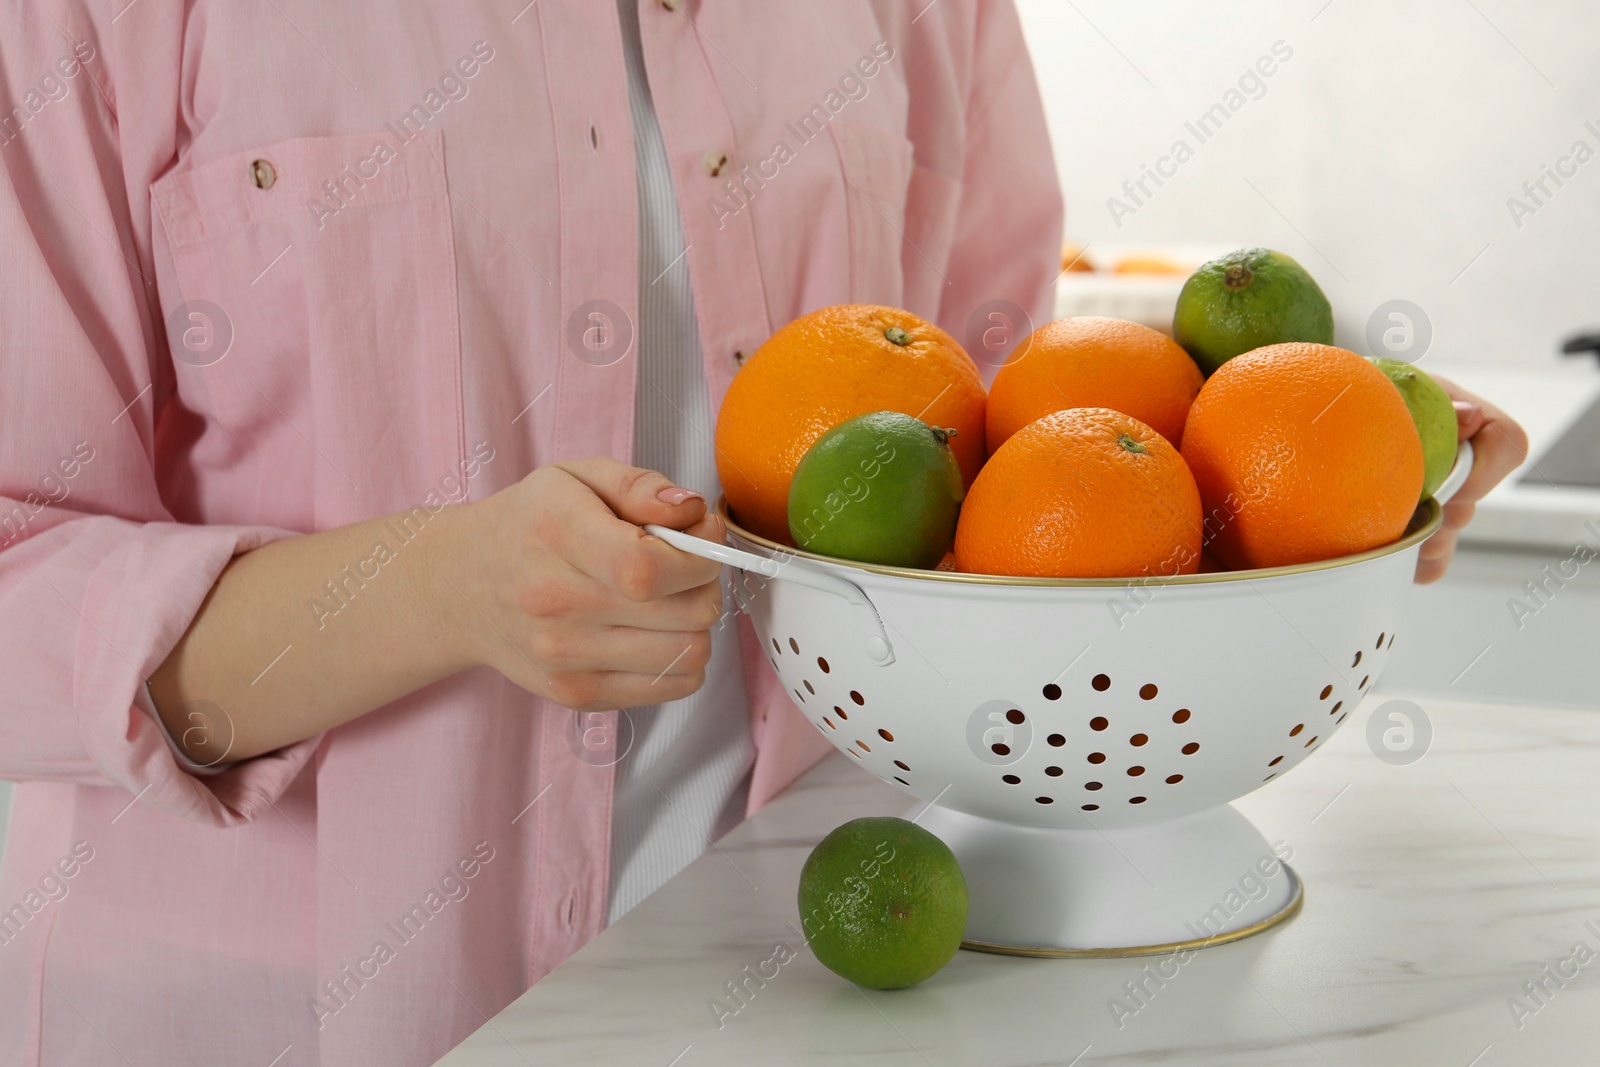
[249,159,277,190]
[703,150,729,177]
[734,349,749,365]
[660,0,681,9]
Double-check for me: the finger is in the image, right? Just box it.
[1418,527,1458,564]
[599,578,724,632]
[1432,377,1530,504]
[544,470,723,601]
[1440,499,1475,531]
[531,625,714,677]
[1414,556,1448,584]
[527,668,709,712]
[556,457,708,529]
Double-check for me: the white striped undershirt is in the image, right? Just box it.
[606,0,757,925]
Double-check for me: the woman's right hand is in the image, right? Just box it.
[436,458,727,711]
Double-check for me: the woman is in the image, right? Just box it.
[0,2,1523,1064]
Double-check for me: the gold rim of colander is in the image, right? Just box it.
[957,865,1304,959]
[715,496,1443,588]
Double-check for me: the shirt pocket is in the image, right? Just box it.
[150,131,465,529]
[827,119,914,307]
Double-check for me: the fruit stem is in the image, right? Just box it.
[1223,261,1254,290]
[930,426,958,446]
[884,326,912,346]
[1117,433,1148,455]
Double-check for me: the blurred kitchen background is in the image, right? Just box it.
[1016,0,1599,366]
[3,1,1597,864]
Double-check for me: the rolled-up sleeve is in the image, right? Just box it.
[0,4,317,826]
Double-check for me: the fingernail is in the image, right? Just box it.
[1452,400,1481,421]
[657,487,703,505]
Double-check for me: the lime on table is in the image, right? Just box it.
[798,817,968,989]
[1371,357,1459,501]
[1173,248,1334,375]
[787,411,964,569]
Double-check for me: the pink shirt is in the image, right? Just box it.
[0,2,1060,1064]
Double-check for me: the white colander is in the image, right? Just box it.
[647,443,1472,956]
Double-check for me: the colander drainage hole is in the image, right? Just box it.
[850,690,865,706]
[817,656,830,673]
[894,760,909,771]
[1048,733,1067,747]
[1002,774,1021,785]
[894,776,909,786]
[1352,650,1362,668]
[1129,796,1147,804]
[1035,797,1054,805]
[834,705,848,720]
[1290,723,1304,737]
[1360,675,1370,689]
[991,743,1011,756]
[1090,717,1109,731]
[789,637,800,654]
[1337,712,1348,724]
[1139,683,1158,700]
[794,689,806,703]
[1304,735,1318,747]
[1388,634,1396,649]
[1081,804,1099,811]
[1329,700,1343,717]
[1043,684,1062,700]
[1006,709,1026,724]
[1127,765,1145,777]
[1268,755,1283,766]
[855,740,871,752]
[772,639,781,655]
[1165,774,1183,784]
[1182,742,1200,755]
[1319,685,1333,700]
[1088,752,1106,764]
[824,717,834,729]
[1172,709,1191,724]
[1130,733,1148,747]
[1377,632,1386,649]
[1045,766,1063,777]
[878,729,894,742]
[1092,674,1111,691]
[1085,781,1103,791]
[803,679,815,694]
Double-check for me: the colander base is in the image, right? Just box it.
[916,802,1302,955]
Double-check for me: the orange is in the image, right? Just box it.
[716,305,985,542]
[954,408,1202,579]
[1180,342,1424,570]
[985,317,1203,454]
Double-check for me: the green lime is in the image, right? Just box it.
[1173,248,1334,375]
[798,817,968,989]
[787,411,963,569]
[1370,357,1458,501]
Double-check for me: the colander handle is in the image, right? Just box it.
[1433,438,1474,506]
[641,525,895,665]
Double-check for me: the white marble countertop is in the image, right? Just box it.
[436,693,1600,1066]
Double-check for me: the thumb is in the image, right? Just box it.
[556,457,708,530]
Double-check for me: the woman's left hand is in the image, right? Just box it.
[1415,376,1530,583]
